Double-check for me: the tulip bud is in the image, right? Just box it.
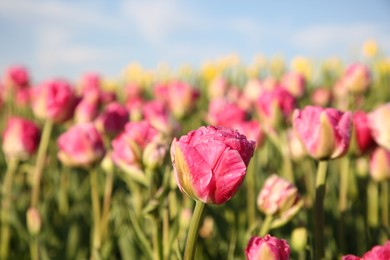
[287,128,306,161]
[257,174,303,226]
[26,207,41,235]
[342,240,390,260]
[291,227,308,252]
[171,126,255,205]
[32,79,77,123]
[281,72,306,98]
[3,65,30,90]
[369,103,390,150]
[311,87,332,107]
[349,110,376,156]
[2,117,40,160]
[74,98,99,123]
[112,121,160,173]
[101,152,114,174]
[95,102,129,136]
[57,123,105,168]
[199,216,215,239]
[206,98,246,128]
[343,63,371,94]
[369,147,390,182]
[245,235,290,260]
[233,120,265,149]
[143,140,168,170]
[257,87,296,129]
[293,106,352,160]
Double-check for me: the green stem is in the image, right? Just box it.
[152,217,161,260]
[281,131,294,182]
[59,168,69,216]
[259,214,273,237]
[367,180,379,227]
[338,157,350,254]
[0,157,19,260]
[246,154,256,228]
[183,201,205,260]
[163,207,170,260]
[314,160,328,260]
[31,120,53,208]
[100,168,114,242]
[381,181,389,228]
[30,238,39,260]
[90,168,101,257]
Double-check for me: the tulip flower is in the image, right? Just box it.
[208,76,229,99]
[153,81,199,119]
[281,72,306,98]
[26,207,41,236]
[369,103,390,150]
[171,125,255,204]
[172,126,255,259]
[142,100,178,135]
[32,79,77,123]
[350,111,376,156]
[233,120,265,149]
[74,98,100,123]
[57,123,105,168]
[257,174,303,232]
[95,102,129,136]
[293,106,352,160]
[257,87,296,129]
[343,63,371,94]
[369,147,390,182]
[293,105,352,259]
[3,65,30,90]
[2,117,40,160]
[111,121,160,181]
[342,240,390,260]
[206,98,246,128]
[311,87,332,107]
[245,235,290,260]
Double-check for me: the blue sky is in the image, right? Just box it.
[0,0,389,82]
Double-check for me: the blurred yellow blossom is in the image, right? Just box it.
[363,39,378,58]
[291,56,313,81]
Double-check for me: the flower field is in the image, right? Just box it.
[1,42,390,259]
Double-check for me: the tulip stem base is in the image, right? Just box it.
[381,181,389,228]
[314,160,328,260]
[0,157,19,260]
[31,119,53,208]
[184,200,205,260]
[259,214,273,237]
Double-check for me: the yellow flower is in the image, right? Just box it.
[291,56,313,81]
[363,39,378,58]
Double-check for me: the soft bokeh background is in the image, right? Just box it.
[0,0,389,81]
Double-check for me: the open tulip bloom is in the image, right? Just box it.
[171,125,255,259]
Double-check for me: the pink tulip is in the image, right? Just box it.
[206,98,246,128]
[243,78,263,105]
[111,121,160,170]
[74,98,99,123]
[281,72,306,98]
[233,120,265,149]
[95,102,129,136]
[343,240,390,260]
[293,106,352,160]
[208,76,229,99]
[350,111,376,155]
[2,117,40,159]
[3,65,30,90]
[153,81,199,119]
[171,126,255,204]
[245,235,290,260]
[343,63,371,94]
[57,123,105,168]
[257,87,296,129]
[311,87,332,107]
[257,174,302,222]
[369,103,390,150]
[369,147,390,182]
[32,79,77,123]
[142,100,179,135]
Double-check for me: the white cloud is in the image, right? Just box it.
[291,23,390,54]
[121,0,205,45]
